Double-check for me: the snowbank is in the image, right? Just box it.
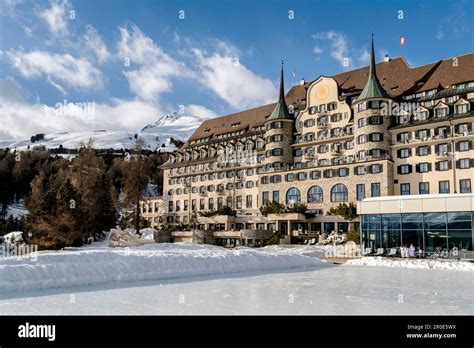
[0,243,325,292]
[108,227,155,247]
[2,231,24,245]
[345,256,474,272]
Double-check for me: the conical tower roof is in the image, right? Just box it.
[356,34,389,102]
[267,63,292,121]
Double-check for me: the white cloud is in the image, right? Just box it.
[84,25,110,63]
[313,46,323,54]
[191,42,277,109]
[435,27,445,40]
[313,31,352,68]
[358,49,370,65]
[0,77,161,138]
[23,25,33,37]
[7,49,102,91]
[0,0,23,17]
[117,24,189,101]
[0,77,219,140]
[184,104,217,119]
[39,0,72,38]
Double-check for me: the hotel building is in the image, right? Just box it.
[160,36,474,248]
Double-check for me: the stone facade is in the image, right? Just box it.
[159,45,474,242]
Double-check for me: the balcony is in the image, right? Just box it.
[330,150,343,157]
[436,152,450,160]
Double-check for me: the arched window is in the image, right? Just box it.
[286,187,301,205]
[308,186,323,203]
[331,183,348,202]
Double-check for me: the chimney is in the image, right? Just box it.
[384,54,390,63]
[299,78,305,86]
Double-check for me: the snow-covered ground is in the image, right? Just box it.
[1,200,28,219]
[1,264,472,315]
[0,112,209,152]
[1,243,473,315]
[0,243,323,292]
[346,256,474,272]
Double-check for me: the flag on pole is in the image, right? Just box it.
[400,36,406,46]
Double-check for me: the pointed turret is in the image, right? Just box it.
[267,62,292,121]
[355,34,389,102]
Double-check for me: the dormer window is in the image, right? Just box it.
[455,104,469,114]
[416,111,428,121]
[435,107,448,118]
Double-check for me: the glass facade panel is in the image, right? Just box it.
[381,214,401,248]
[448,230,472,251]
[324,222,336,234]
[362,211,473,253]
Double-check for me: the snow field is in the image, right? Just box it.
[0,243,325,292]
[345,256,474,272]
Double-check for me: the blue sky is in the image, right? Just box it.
[0,0,473,139]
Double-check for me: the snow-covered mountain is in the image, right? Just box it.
[0,112,209,152]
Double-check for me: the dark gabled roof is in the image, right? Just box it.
[185,52,474,144]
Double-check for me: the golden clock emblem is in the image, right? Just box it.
[316,84,329,99]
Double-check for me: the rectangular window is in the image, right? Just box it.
[236,196,242,209]
[355,166,366,175]
[400,183,410,195]
[371,183,381,197]
[439,181,450,194]
[455,104,469,114]
[168,201,173,212]
[226,196,233,208]
[357,134,367,144]
[459,158,470,169]
[398,164,412,174]
[246,195,252,208]
[262,191,269,205]
[286,173,294,182]
[460,179,471,193]
[417,162,430,173]
[272,191,280,203]
[297,172,307,180]
[458,141,469,152]
[398,148,411,158]
[356,184,365,201]
[369,133,383,142]
[417,146,430,156]
[398,132,410,143]
[338,167,349,177]
[200,199,205,210]
[438,161,449,171]
[370,164,382,174]
[419,182,430,194]
[437,143,448,155]
[208,198,214,210]
[192,199,197,211]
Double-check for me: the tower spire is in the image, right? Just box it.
[267,61,292,121]
[356,34,389,102]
